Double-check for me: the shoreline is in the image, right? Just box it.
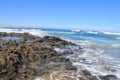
[0,32,119,80]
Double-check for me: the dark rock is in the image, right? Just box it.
[88,76,99,80]
[82,70,91,76]
[99,75,118,80]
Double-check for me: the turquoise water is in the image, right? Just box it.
[0,27,120,78]
[43,29,120,44]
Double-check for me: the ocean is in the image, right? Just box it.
[0,27,120,78]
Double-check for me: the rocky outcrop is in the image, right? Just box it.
[0,32,77,80]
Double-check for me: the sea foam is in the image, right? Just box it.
[0,28,49,37]
[101,31,120,35]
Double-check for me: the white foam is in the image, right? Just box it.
[71,29,81,32]
[63,40,120,78]
[0,28,49,37]
[54,48,68,54]
[87,31,99,34]
[101,31,120,35]
[34,77,44,80]
[116,37,120,40]
[112,44,120,48]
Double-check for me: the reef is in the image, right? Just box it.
[0,32,118,80]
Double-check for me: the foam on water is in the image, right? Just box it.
[64,41,120,78]
[116,37,120,40]
[71,30,81,32]
[87,31,99,34]
[101,31,120,35]
[34,78,44,80]
[0,28,49,37]
[112,44,120,48]
[54,34,120,78]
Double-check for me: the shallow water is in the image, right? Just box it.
[2,36,20,42]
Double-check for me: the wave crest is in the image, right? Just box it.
[0,28,49,37]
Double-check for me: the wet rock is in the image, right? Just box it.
[88,76,99,80]
[82,70,91,76]
[43,36,76,47]
[0,32,7,37]
[79,77,87,80]
[99,75,118,80]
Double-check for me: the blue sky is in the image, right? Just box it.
[0,0,120,32]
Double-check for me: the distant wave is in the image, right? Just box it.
[87,31,99,34]
[101,31,120,35]
[112,44,120,48]
[71,29,81,32]
[0,28,49,37]
[116,37,120,40]
[71,30,100,35]
[71,29,120,36]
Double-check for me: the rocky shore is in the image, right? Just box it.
[0,32,119,80]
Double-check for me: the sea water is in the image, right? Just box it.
[0,27,120,78]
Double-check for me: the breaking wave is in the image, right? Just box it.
[101,31,120,35]
[0,28,49,37]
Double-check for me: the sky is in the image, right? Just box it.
[0,0,120,32]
